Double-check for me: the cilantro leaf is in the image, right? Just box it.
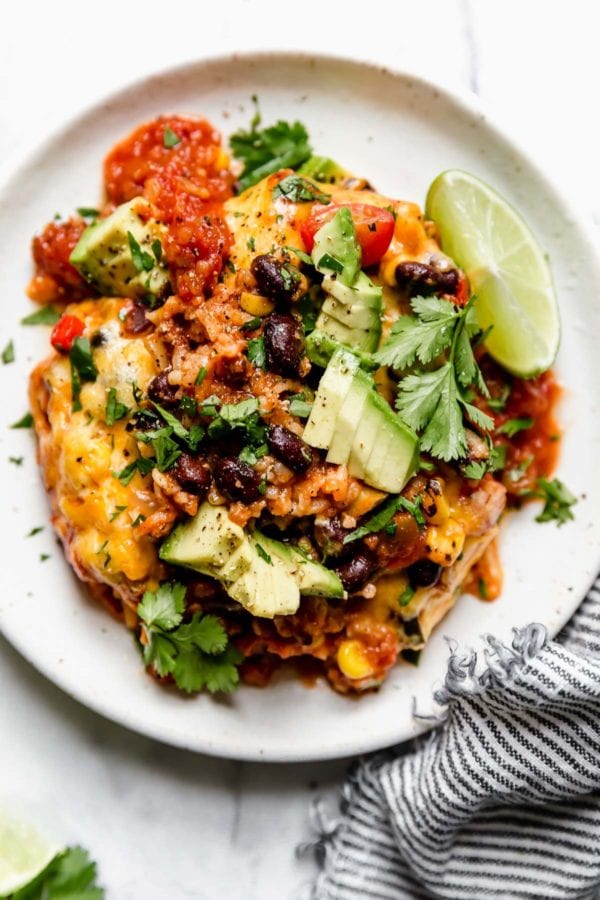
[533,477,577,526]
[272,175,330,204]
[163,126,181,148]
[195,366,207,386]
[288,393,313,418]
[127,231,155,273]
[344,494,424,543]
[138,581,242,694]
[2,340,15,364]
[247,336,266,368]
[13,845,104,899]
[497,416,534,438]
[113,456,153,485]
[104,388,129,425]
[137,582,186,630]
[69,337,97,411]
[255,542,272,564]
[21,306,61,326]
[488,385,511,411]
[11,412,33,429]
[398,585,415,607]
[375,296,457,369]
[77,207,100,219]
[230,116,312,192]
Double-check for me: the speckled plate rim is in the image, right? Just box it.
[1,50,599,762]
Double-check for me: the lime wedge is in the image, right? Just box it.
[0,810,61,896]
[425,169,559,377]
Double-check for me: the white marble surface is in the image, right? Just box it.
[1,2,599,896]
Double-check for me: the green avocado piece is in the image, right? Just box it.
[305,329,378,371]
[302,347,359,449]
[303,351,419,493]
[70,197,170,300]
[327,369,372,466]
[323,272,383,310]
[316,271,383,353]
[252,534,345,599]
[311,207,361,286]
[159,503,245,573]
[297,155,351,184]
[228,553,300,618]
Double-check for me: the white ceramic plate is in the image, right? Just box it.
[1,53,600,762]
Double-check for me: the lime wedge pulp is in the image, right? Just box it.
[0,810,61,896]
[425,169,559,377]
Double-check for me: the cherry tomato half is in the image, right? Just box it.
[300,203,395,267]
[50,315,85,353]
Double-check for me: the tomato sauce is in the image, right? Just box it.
[30,116,235,304]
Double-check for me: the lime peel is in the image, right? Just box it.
[0,811,61,896]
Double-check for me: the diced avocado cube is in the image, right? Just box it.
[312,207,361,286]
[70,197,170,300]
[298,155,351,184]
[303,348,359,449]
[228,554,300,618]
[305,329,378,371]
[323,272,383,310]
[363,392,420,493]
[327,369,372,466]
[253,533,345,599]
[159,504,246,573]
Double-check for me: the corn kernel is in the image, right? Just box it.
[337,639,375,680]
[425,519,465,567]
[240,292,275,317]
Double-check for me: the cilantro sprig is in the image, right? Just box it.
[230,101,312,192]
[376,296,493,461]
[272,175,329,204]
[531,477,577,526]
[344,494,425,544]
[69,337,97,412]
[137,582,242,693]
[12,845,104,899]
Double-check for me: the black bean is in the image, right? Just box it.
[263,313,304,377]
[171,454,211,496]
[251,254,299,303]
[266,424,313,473]
[394,261,459,296]
[407,559,442,589]
[336,551,377,593]
[147,371,178,407]
[90,329,107,348]
[214,458,262,503]
[122,302,152,336]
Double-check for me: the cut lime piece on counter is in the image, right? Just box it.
[426,169,559,377]
[0,811,60,896]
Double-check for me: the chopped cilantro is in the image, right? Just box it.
[255,543,272,564]
[317,253,343,274]
[288,393,313,418]
[21,306,61,326]
[105,388,129,426]
[113,456,154,485]
[132,513,146,528]
[27,526,44,537]
[533,477,577,526]
[2,340,15,364]
[247,336,266,368]
[69,336,97,412]
[127,231,155,273]
[195,366,208,386]
[478,577,489,599]
[9,455,23,465]
[230,112,312,192]
[10,412,33,429]
[284,246,314,266]
[77,206,100,219]
[344,494,424,544]
[241,317,261,332]
[163,126,181,148]
[506,455,533,483]
[179,395,197,416]
[497,416,534,438]
[239,443,268,465]
[109,505,128,522]
[247,236,256,251]
[137,581,242,693]
[488,385,511,411]
[398,585,415,607]
[40,553,51,562]
[272,175,330,204]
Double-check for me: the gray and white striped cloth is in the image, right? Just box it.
[304,578,600,899]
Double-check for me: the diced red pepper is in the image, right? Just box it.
[50,315,85,353]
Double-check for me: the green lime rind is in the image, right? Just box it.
[425,169,560,378]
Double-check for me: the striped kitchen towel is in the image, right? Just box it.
[303,578,600,899]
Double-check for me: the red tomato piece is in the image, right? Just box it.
[50,315,85,353]
[300,203,395,267]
